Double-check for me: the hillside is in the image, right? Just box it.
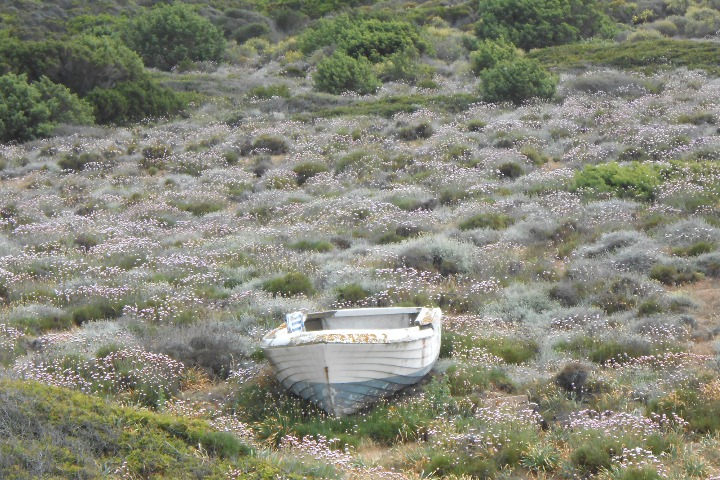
[2,0,720,478]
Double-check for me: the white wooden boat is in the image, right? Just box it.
[261,307,442,416]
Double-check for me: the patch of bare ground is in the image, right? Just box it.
[679,278,720,355]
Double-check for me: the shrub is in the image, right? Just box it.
[232,22,271,43]
[289,239,333,252]
[262,272,315,297]
[555,362,591,397]
[478,58,557,105]
[123,3,226,70]
[292,161,328,185]
[573,162,661,202]
[247,84,291,100]
[672,241,715,257]
[298,16,427,62]
[251,134,289,154]
[0,72,52,142]
[313,51,381,95]
[467,119,487,131]
[570,439,617,475]
[87,78,187,125]
[470,38,521,74]
[336,283,370,304]
[376,46,433,84]
[498,162,524,179]
[475,0,614,50]
[459,212,515,231]
[58,152,101,172]
[396,122,434,140]
[442,331,539,364]
[649,263,703,286]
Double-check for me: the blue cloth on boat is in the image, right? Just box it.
[286,311,306,333]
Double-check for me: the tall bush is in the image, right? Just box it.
[123,3,226,70]
[475,0,614,50]
[478,58,557,104]
[313,51,381,95]
[470,38,521,74]
[0,73,93,143]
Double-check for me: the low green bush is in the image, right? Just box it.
[292,161,328,185]
[248,84,291,100]
[336,283,370,304]
[262,272,316,297]
[573,161,661,202]
[442,331,539,364]
[672,241,715,257]
[528,39,720,76]
[649,263,703,286]
[396,122,434,141]
[289,239,334,252]
[71,302,120,326]
[649,388,720,434]
[252,134,289,154]
[459,212,515,231]
[553,335,667,365]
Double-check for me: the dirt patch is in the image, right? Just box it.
[676,278,720,354]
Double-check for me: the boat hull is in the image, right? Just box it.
[262,307,442,416]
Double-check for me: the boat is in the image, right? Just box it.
[261,307,442,416]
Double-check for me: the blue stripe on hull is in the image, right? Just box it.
[282,364,433,416]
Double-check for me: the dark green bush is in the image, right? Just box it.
[298,16,427,62]
[498,162,524,179]
[292,161,328,185]
[313,51,381,95]
[470,38,521,74]
[649,263,703,286]
[475,0,614,50]
[262,272,316,297]
[336,283,370,304]
[87,78,187,125]
[0,73,93,142]
[123,3,226,71]
[479,58,557,105]
[459,212,515,230]
[397,122,434,141]
[252,134,289,154]
[289,239,334,252]
[71,302,119,326]
[232,22,271,43]
[58,152,101,172]
[0,73,52,142]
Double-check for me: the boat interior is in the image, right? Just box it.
[303,309,422,331]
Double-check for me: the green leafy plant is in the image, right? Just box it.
[262,272,316,297]
[123,3,226,70]
[313,51,381,95]
[478,58,558,104]
[475,0,614,50]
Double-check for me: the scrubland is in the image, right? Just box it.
[3,1,720,478]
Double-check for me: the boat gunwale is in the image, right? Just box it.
[262,307,441,348]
